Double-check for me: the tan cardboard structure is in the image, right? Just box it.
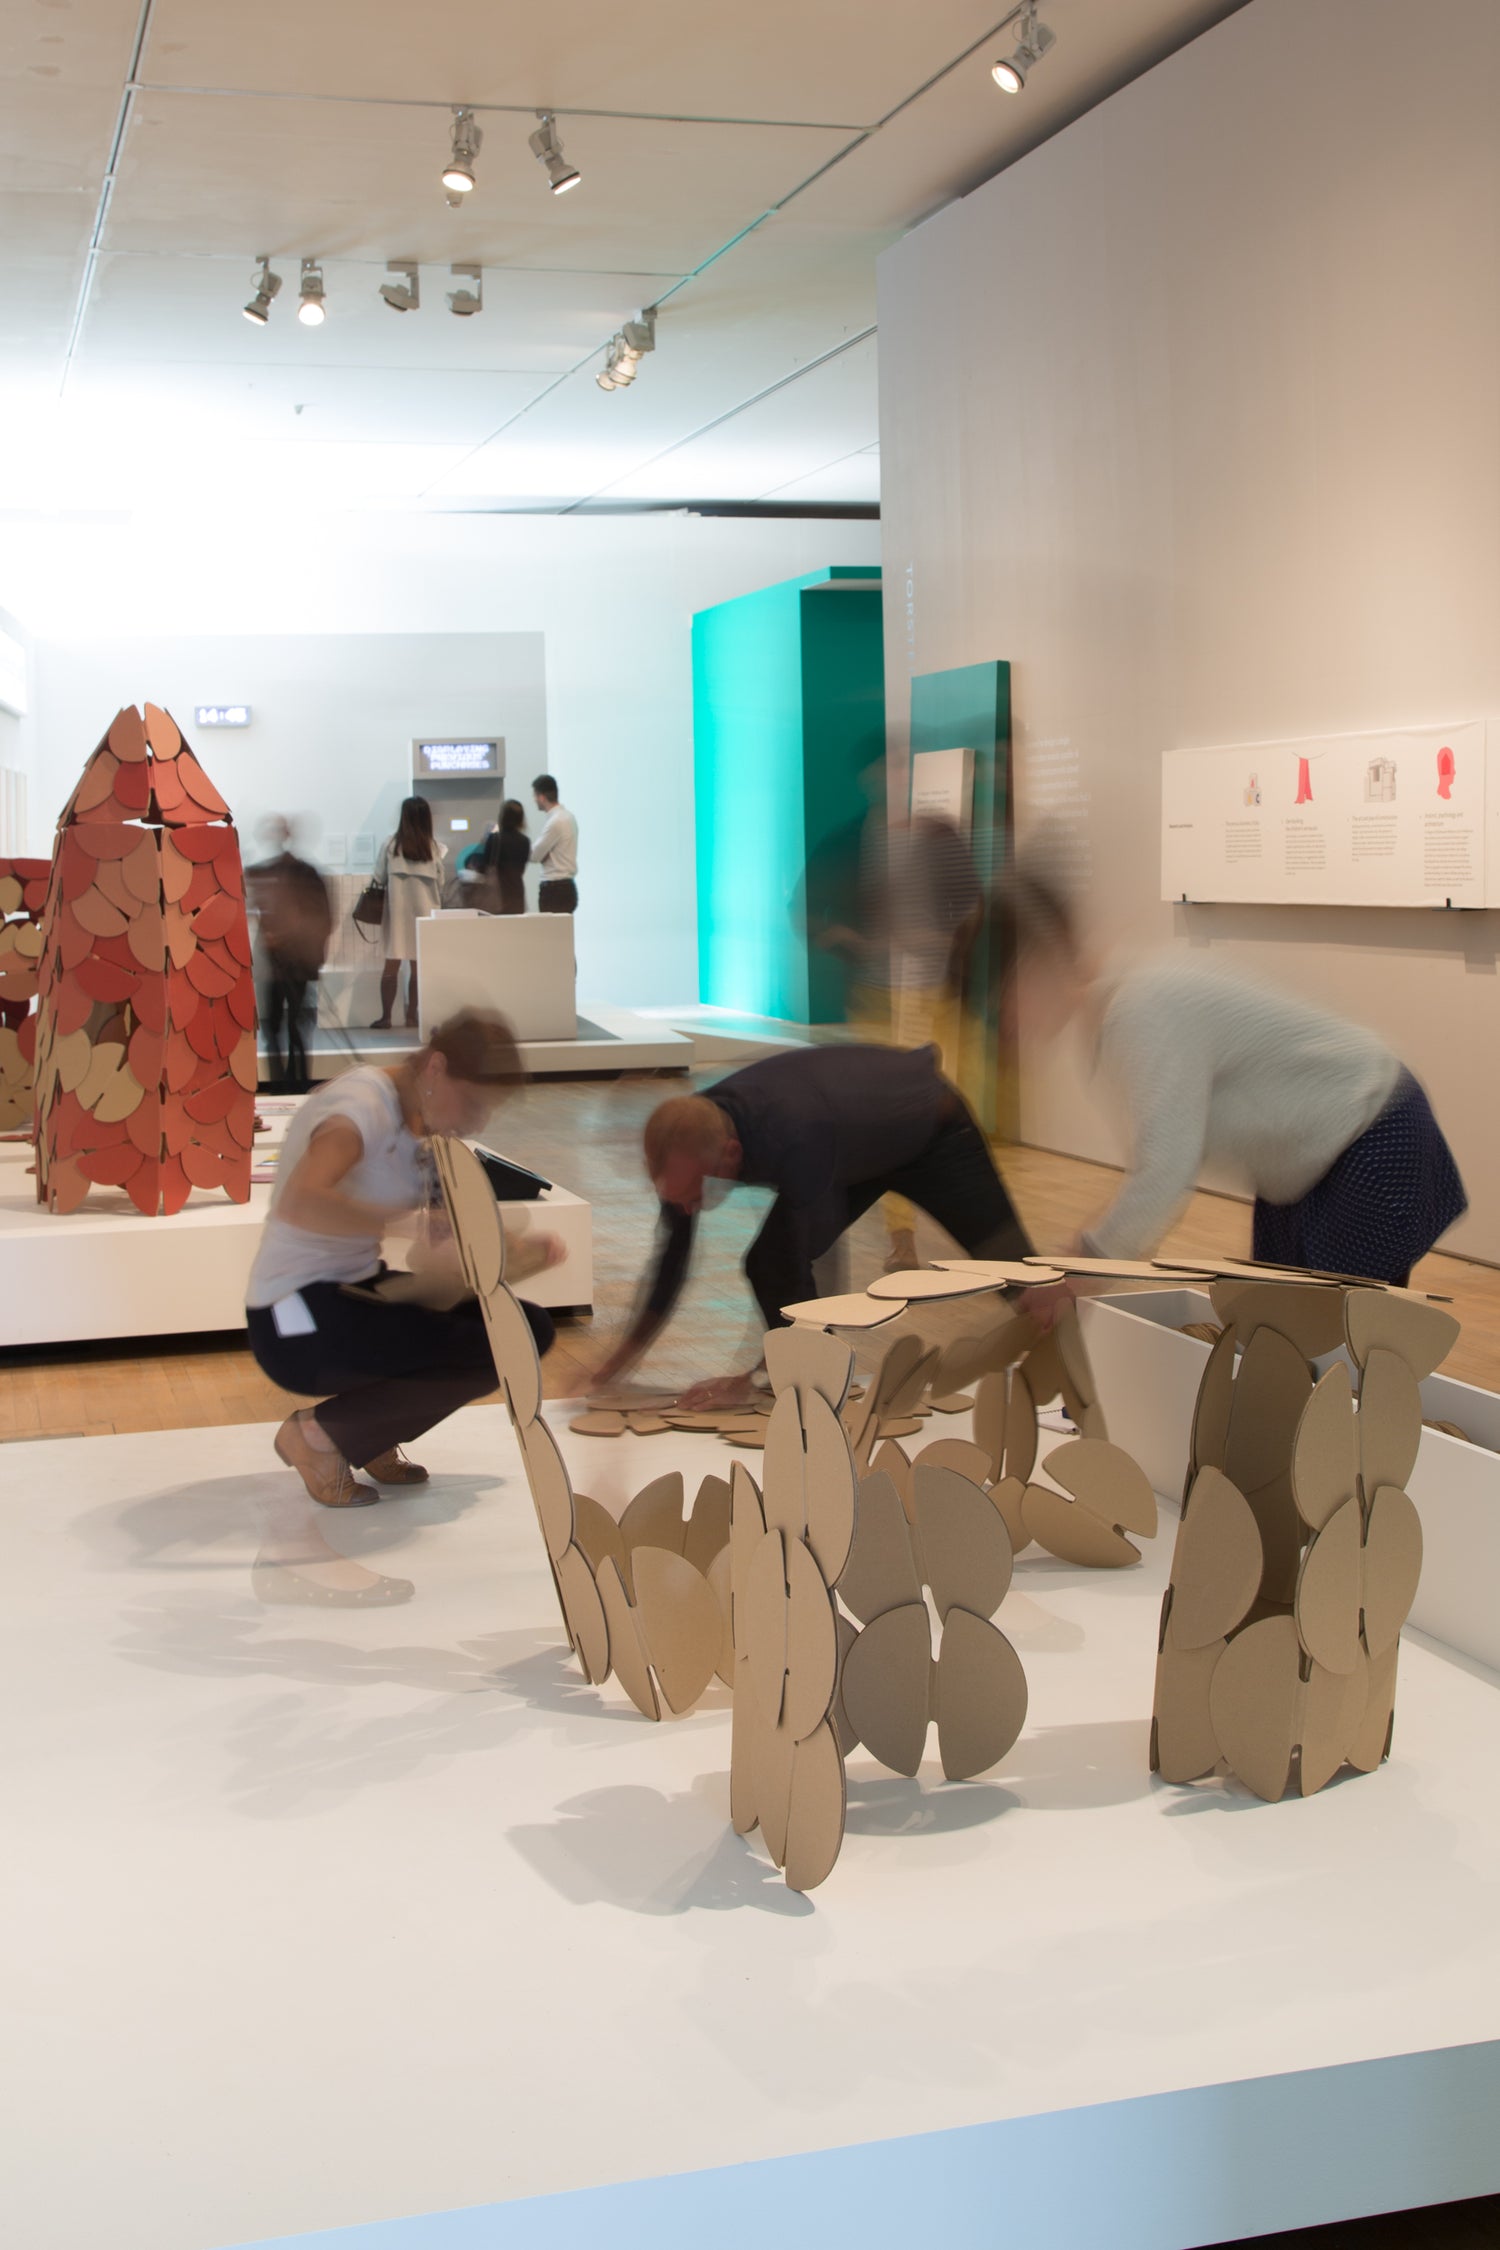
[1153,1272,1456,1800]
[0,856,50,1129]
[434,1134,730,1720]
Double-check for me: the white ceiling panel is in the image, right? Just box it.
[138,0,1007,124]
[762,446,883,505]
[64,360,547,448]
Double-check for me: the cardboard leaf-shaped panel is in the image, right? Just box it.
[781,1534,839,1742]
[933,1309,1039,1394]
[1293,1496,1363,1675]
[1167,1468,1263,1649]
[912,1462,1012,1622]
[971,1371,1007,1479]
[935,1610,1028,1782]
[684,1473,732,1575]
[1345,1290,1459,1380]
[436,1135,505,1298]
[554,1545,611,1687]
[516,1414,574,1563]
[1346,1641,1399,1772]
[1189,1326,1237,1479]
[840,1603,933,1777]
[1207,1614,1302,1803]
[764,1324,852,1410]
[867,1267,1003,1301]
[743,1528,790,1730]
[761,1390,807,1541]
[632,1547,722,1717]
[1358,1349,1423,1500]
[889,1344,941,1420]
[1361,1485,1424,1658]
[1212,1281,1349,1358]
[571,1492,628,1581]
[1044,1438,1157,1538]
[1022,1484,1140,1568]
[781,1291,903,1331]
[987,1474,1029,1554]
[837,1470,922,1625]
[1298,1653,1369,1797]
[1291,1362,1359,1531]
[619,1472,687,1574]
[595,1559,660,1721]
[729,1654,760,1835]
[750,1709,797,1868]
[476,1286,542,1429]
[1152,1635,1226,1783]
[1225,1327,1314,1497]
[801,1388,856,1586]
[782,1719,847,1894]
[914,1436,994,1488]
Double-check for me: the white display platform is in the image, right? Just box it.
[275,1003,693,1081]
[417,912,576,1042]
[0,1125,594,1346]
[1081,1288,1500,1674]
[3,1407,1497,2250]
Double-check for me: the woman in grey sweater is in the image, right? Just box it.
[1000,874,1465,1286]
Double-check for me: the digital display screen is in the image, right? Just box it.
[196,705,251,728]
[414,738,501,778]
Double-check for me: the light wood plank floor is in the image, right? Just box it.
[1,1068,1495,1441]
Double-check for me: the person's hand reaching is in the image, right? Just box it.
[676,1370,759,1412]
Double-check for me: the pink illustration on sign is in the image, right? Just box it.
[1437,746,1456,800]
[1294,755,1314,805]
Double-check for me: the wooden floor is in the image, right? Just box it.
[1,1066,1497,1443]
[3,1070,1497,2246]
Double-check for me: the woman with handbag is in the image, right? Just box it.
[370,795,447,1031]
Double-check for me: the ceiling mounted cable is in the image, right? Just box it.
[242,256,280,325]
[297,257,326,326]
[992,3,1056,92]
[528,110,580,194]
[442,107,482,201]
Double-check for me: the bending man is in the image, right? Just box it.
[593,1042,1030,1407]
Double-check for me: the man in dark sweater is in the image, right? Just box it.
[592,1043,1029,1407]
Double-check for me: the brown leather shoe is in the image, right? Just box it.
[362,1447,429,1486]
[274,1413,379,1508]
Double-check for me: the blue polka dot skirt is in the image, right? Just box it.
[1252,1070,1467,1286]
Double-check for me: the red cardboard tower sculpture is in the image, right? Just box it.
[32,704,257,1216]
[0,855,51,1128]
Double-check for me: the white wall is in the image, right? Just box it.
[877,0,1500,1260]
[7,511,881,1007]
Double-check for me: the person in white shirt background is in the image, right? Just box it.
[531,773,579,915]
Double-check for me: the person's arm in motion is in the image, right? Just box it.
[277,1119,414,1240]
[1084,1007,1215,1258]
[590,1204,696,1390]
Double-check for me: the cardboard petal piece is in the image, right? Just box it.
[781,1290,905,1330]
[730,1655,759,1833]
[555,1545,611,1686]
[870,1436,913,1512]
[728,1460,766,1614]
[764,1325,853,1410]
[1005,1367,1039,1486]
[1028,1254,1200,1281]
[867,1267,1005,1301]
[707,1545,735,1685]
[1152,1635,1225,1783]
[1291,1363,1359,1531]
[1346,1640,1399,1772]
[1361,1485,1423,1658]
[1167,1469,1263,1649]
[619,1473,687,1572]
[942,1257,1064,1286]
[1299,1653,1368,1796]
[479,1288,542,1429]
[632,1547,722,1716]
[935,1609,1028,1781]
[1358,1349,1423,1500]
[1212,1281,1349,1359]
[929,1392,975,1414]
[1293,1497,1363,1675]
[1225,1326,1313,1498]
[912,1462,1012,1622]
[840,1604,933,1776]
[782,1535,839,1741]
[914,1436,994,1488]
[1207,1614,1301,1803]
[802,1388,857,1584]
[987,1475,1030,1554]
[1043,1438,1158,1538]
[516,1414,574,1564]
[596,1559,660,1721]
[1189,1325,1237,1480]
[569,1410,626,1438]
[971,1371,1007,1480]
[1345,1289,1460,1379]
[684,1474,732,1576]
[761,1390,808,1540]
[743,1529,790,1729]
[571,1492,628,1581]
[932,1310,1039,1394]
[1022,1484,1140,1569]
[783,1719,846,1893]
[831,1609,859,1757]
[838,1470,922,1625]
[750,1713,797,1868]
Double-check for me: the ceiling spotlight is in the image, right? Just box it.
[596,310,656,392]
[447,263,482,317]
[297,258,326,326]
[242,257,281,325]
[528,110,580,195]
[992,3,1056,92]
[441,107,482,199]
[379,260,420,313]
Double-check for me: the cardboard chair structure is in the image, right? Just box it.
[0,856,50,1129]
[1153,1274,1458,1801]
[433,1135,731,1722]
[31,705,256,1215]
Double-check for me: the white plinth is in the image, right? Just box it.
[2,1408,1497,2250]
[417,913,577,1042]
[0,1129,593,1346]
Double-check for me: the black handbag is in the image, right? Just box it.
[352,877,386,938]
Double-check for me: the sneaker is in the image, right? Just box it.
[274,1413,379,1508]
[362,1447,429,1486]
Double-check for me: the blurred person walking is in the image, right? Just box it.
[371,795,447,1032]
[999,869,1467,1290]
[531,774,578,914]
[246,818,333,1094]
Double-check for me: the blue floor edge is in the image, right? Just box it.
[226,2036,1500,2250]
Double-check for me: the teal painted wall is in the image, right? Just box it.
[694,568,883,1020]
[909,659,1013,1132]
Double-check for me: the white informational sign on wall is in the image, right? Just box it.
[910,745,974,832]
[1161,721,1494,908]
